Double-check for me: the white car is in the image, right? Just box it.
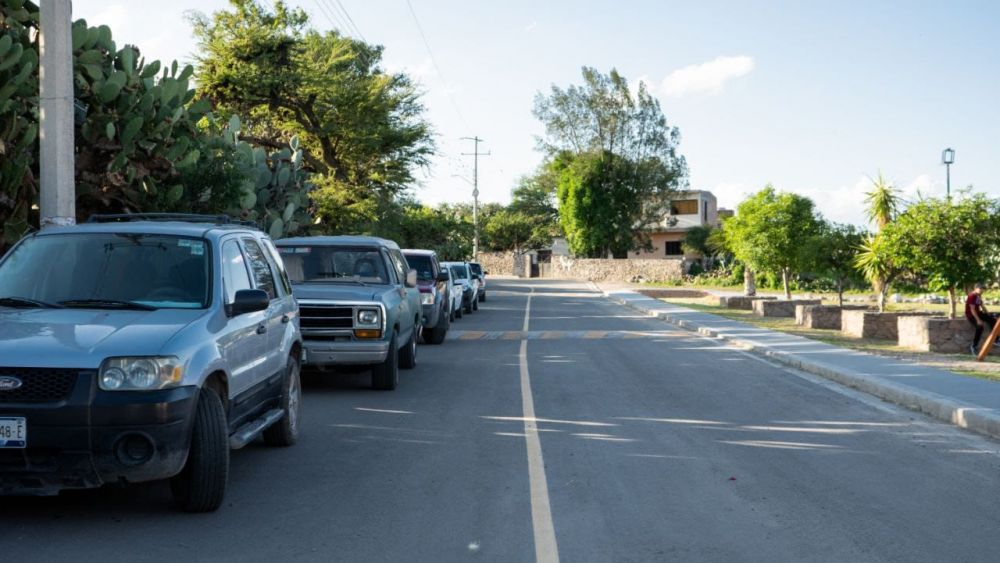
[442,262,479,314]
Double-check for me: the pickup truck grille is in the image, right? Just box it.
[300,305,355,330]
[0,368,86,403]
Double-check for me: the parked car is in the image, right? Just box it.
[0,214,302,513]
[468,261,488,302]
[276,236,421,390]
[442,266,464,320]
[443,262,479,314]
[402,249,451,345]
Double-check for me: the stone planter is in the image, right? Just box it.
[898,316,979,353]
[638,289,710,299]
[841,310,932,340]
[752,299,822,318]
[795,304,868,330]
[720,295,776,310]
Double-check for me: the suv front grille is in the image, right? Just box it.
[300,306,354,330]
[0,368,87,403]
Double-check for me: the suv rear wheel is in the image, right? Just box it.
[372,332,399,390]
[171,387,229,512]
[263,354,301,447]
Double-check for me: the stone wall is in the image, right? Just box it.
[548,256,684,282]
[796,305,867,330]
[898,316,979,353]
[720,296,776,310]
[841,310,932,340]
[752,299,822,318]
[476,252,517,276]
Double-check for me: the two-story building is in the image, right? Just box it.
[628,190,729,260]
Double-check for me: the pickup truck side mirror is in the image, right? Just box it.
[405,269,418,288]
[230,289,269,316]
[436,271,450,283]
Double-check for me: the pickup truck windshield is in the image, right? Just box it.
[0,233,210,309]
[404,254,434,281]
[279,247,390,284]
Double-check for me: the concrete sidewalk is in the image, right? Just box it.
[600,287,1000,443]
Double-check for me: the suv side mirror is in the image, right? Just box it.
[436,271,450,282]
[405,269,418,288]
[230,289,269,316]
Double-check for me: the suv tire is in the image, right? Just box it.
[263,355,301,447]
[372,332,399,390]
[455,303,463,319]
[472,296,479,311]
[399,329,418,369]
[480,292,486,302]
[171,388,229,513]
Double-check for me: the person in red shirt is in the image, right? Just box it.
[966,283,997,354]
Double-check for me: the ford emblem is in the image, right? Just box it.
[0,376,23,391]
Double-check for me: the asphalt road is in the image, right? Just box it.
[5,279,1000,562]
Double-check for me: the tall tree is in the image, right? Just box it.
[814,222,866,307]
[857,173,902,311]
[882,194,1000,318]
[724,186,823,299]
[533,68,687,256]
[189,0,434,233]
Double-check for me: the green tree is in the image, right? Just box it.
[856,173,902,311]
[484,210,535,252]
[881,194,1000,318]
[533,68,687,256]
[189,0,434,234]
[814,223,866,307]
[682,225,717,268]
[723,186,823,299]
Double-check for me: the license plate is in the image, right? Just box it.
[0,417,26,448]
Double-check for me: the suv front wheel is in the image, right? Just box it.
[171,387,229,513]
[263,354,301,447]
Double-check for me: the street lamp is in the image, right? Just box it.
[942,147,955,198]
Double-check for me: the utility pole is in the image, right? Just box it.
[39,0,76,228]
[461,136,489,259]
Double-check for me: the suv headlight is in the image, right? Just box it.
[357,308,380,326]
[99,357,183,391]
[420,292,435,305]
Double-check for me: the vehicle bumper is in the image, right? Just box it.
[303,339,390,366]
[0,383,199,496]
[421,302,443,328]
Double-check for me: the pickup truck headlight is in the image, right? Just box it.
[420,292,435,305]
[357,308,380,325]
[99,357,183,391]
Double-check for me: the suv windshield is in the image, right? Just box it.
[0,233,210,309]
[449,265,468,280]
[404,254,434,282]
[279,246,390,284]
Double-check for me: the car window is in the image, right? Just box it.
[278,246,391,284]
[261,238,292,296]
[242,239,276,300]
[449,265,468,280]
[0,233,210,309]
[469,263,483,276]
[404,254,435,281]
[222,240,253,304]
[389,250,409,284]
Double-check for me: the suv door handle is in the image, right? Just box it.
[256,323,267,335]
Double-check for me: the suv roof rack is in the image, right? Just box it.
[86,213,259,228]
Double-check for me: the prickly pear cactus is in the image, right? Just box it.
[0,0,39,246]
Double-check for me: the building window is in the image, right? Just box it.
[703,205,708,222]
[670,200,699,215]
[664,241,683,256]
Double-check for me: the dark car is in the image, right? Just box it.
[402,249,452,345]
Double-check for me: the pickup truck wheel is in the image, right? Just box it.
[399,329,418,369]
[263,355,301,447]
[170,388,229,513]
[372,333,399,390]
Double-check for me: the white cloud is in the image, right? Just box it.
[661,55,755,98]
[523,21,538,33]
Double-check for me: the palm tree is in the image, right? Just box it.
[854,234,896,312]
[864,172,900,231]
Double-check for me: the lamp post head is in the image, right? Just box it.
[942,147,955,165]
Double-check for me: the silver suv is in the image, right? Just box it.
[0,214,302,512]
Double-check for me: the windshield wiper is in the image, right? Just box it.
[58,299,157,311]
[0,296,64,309]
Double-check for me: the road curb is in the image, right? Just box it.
[603,291,1000,443]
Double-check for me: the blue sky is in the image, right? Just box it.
[74,0,1000,227]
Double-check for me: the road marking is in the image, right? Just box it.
[447,329,680,341]
[519,287,560,563]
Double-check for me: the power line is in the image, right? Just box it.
[404,0,471,132]
[331,0,366,42]
[312,0,348,34]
